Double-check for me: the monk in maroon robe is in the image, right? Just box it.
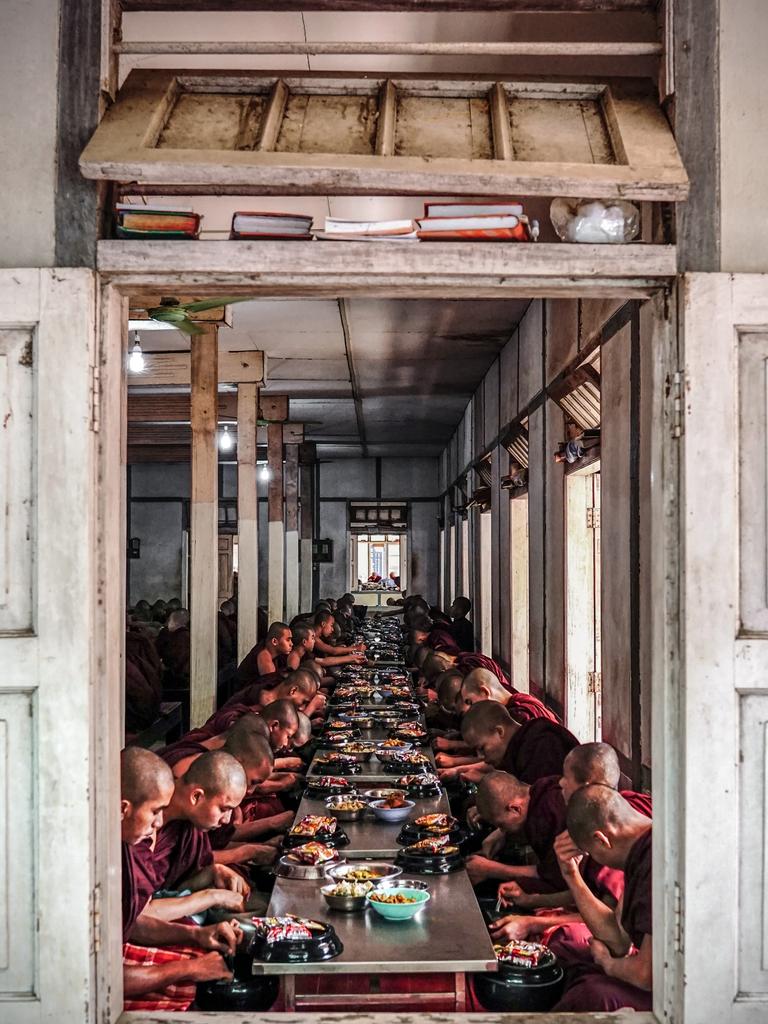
[461,700,578,784]
[155,610,191,687]
[549,785,653,1012]
[459,667,560,724]
[120,747,239,1003]
[235,621,293,689]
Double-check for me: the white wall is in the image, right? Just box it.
[0,0,60,267]
[720,2,768,272]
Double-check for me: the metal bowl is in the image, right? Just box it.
[324,861,403,884]
[320,881,373,913]
[372,877,430,893]
[363,788,403,802]
[325,795,369,821]
[369,798,415,823]
[276,851,345,880]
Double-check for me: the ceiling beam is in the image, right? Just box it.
[337,298,367,459]
[130,349,264,386]
[117,40,662,57]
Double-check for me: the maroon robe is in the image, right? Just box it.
[149,819,213,892]
[156,626,191,684]
[552,827,653,1013]
[448,617,475,653]
[236,642,288,689]
[198,703,255,738]
[158,738,208,770]
[507,692,561,725]
[500,717,579,784]
[122,840,152,941]
[583,791,653,902]
[457,653,513,690]
[521,775,568,892]
[428,628,461,655]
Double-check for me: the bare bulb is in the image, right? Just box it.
[259,465,271,482]
[219,425,234,452]
[128,332,145,373]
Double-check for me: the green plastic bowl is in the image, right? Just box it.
[366,887,431,921]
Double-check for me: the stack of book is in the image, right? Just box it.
[314,217,418,241]
[415,201,538,242]
[230,211,314,240]
[115,204,201,240]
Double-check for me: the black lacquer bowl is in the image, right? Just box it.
[394,844,464,874]
[251,921,344,965]
[195,953,279,1011]
[472,949,564,1013]
[282,826,350,850]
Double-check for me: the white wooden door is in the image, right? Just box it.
[0,269,99,1024]
[675,273,768,1024]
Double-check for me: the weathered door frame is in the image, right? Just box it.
[93,257,682,1024]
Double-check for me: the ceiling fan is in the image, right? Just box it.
[136,295,253,336]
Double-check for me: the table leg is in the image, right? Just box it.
[282,975,296,1012]
[454,971,466,1011]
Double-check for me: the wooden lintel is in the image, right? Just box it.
[119,1,655,12]
[260,394,289,422]
[127,391,237,422]
[130,349,264,386]
[189,326,218,727]
[129,295,233,325]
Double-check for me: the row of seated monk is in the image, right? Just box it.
[120,592,651,1014]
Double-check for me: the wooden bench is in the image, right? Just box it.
[131,701,183,749]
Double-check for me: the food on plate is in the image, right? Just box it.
[324,880,373,898]
[408,835,458,855]
[331,799,367,812]
[312,776,349,789]
[381,738,408,748]
[381,791,408,809]
[345,743,375,754]
[399,773,440,788]
[286,842,338,865]
[252,915,325,943]
[290,815,337,836]
[327,720,351,730]
[493,940,547,967]
[337,867,379,881]
[369,891,419,905]
[414,813,452,831]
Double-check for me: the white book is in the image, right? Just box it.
[425,202,524,218]
[314,230,420,242]
[323,218,416,236]
[417,214,521,231]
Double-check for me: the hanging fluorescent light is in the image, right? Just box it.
[128,331,145,373]
[259,464,271,482]
[219,425,234,452]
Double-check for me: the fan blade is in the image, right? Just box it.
[149,314,203,336]
[182,296,253,314]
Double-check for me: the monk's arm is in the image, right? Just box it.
[465,854,540,884]
[123,958,220,997]
[129,912,203,947]
[435,753,478,768]
[141,889,243,920]
[595,932,652,990]
[314,653,363,667]
[286,650,302,671]
[433,736,471,753]
[562,866,628,955]
[230,811,293,840]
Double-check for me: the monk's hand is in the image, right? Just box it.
[188,952,233,983]
[466,805,482,829]
[437,767,457,781]
[435,753,454,767]
[554,830,584,878]
[211,863,251,899]
[197,920,240,955]
[434,737,452,751]
[276,757,304,771]
[268,810,295,832]
[589,937,613,973]
[243,843,279,866]
[205,888,245,913]
[497,881,537,909]
[489,915,536,943]
[465,854,499,884]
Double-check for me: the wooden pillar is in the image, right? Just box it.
[237,382,259,663]
[267,422,284,623]
[190,326,218,727]
[300,443,316,613]
[284,443,300,620]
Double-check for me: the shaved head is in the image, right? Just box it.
[565,743,621,789]
[227,711,270,740]
[295,711,313,746]
[167,609,190,631]
[267,621,290,641]
[476,770,529,820]
[461,700,517,767]
[461,667,507,703]
[223,725,274,788]
[263,698,300,751]
[566,784,650,868]
[182,750,246,795]
[178,751,247,830]
[436,670,464,711]
[302,659,324,682]
[422,651,456,682]
[121,746,174,806]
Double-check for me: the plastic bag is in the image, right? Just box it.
[550,197,640,244]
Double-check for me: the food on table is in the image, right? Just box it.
[408,835,458,855]
[313,776,349,789]
[345,742,375,754]
[320,751,354,763]
[381,738,408,748]
[286,842,338,865]
[399,773,440,788]
[338,867,379,881]
[381,791,408,809]
[324,880,373,898]
[291,815,337,837]
[493,940,547,967]
[327,720,352,730]
[369,891,419,905]
[414,813,452,831]
[331,799,367,812]
[252,915,325,943]
[395,752,430,765]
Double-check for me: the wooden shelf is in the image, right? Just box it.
[97,240,676,300]
[119,1,654,12]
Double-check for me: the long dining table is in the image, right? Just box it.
[252,683,497,1010]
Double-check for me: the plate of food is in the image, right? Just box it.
[325,795,368,821]
[250,915,343,962]
[368,793,415,823]
[276,842,344,879]
[397,813,467,848]
[304,776,356,800]
[382,752,431,775]
[324,861,402,884]
[320,879,374,912]
[395,834,463,874]
[283,815,349,849]
[397,773,442,798]
[313,754,361,776]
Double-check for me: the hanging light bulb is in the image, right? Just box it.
[128,331,145,373]
[219,424,234,452]
[259,464,271,482]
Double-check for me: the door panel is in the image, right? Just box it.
[0,269,97,1023]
